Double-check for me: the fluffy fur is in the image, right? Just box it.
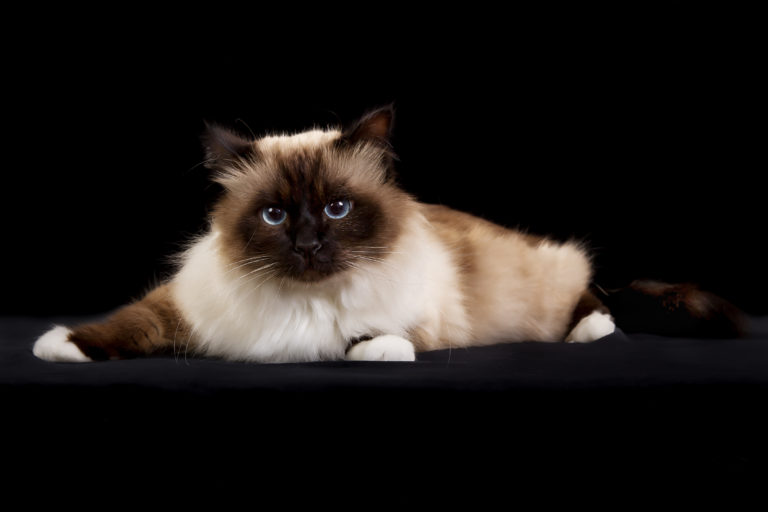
[33,106,614,364]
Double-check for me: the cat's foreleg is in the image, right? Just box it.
[33,284,188,362]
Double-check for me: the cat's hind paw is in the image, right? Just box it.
[565,311,616,343]
[33,326,92,362]
[345,335,416,362]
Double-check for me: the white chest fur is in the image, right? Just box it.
[171,218,463,362]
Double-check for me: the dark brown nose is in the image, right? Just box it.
[293,208,323,257]
[294,237,322,257]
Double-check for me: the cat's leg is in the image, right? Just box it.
[564,289,616,343]
[345,335,416,362]
[33,284,189,362]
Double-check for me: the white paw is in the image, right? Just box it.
[345,335,416,362]
[565,312,616,343]
[33,326,92,362]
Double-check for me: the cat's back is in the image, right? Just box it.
[421,203,533,242]
[420,203,550,259]
[420,203,592,342]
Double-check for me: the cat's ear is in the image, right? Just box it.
[339,105,395,148]
[201,122,258,169]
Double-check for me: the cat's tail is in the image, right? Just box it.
[600,280,748,338]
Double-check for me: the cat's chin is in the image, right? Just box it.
[287,265,344,283]
[286,258,349,283]
[291,270,333,283]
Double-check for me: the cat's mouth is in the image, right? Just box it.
[287,253,339,282]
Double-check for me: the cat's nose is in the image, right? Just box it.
[294,239,322,257]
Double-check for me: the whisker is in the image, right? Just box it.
[235,262,279,281]
[222,255,271,268]
[228,265,281,296]
[221,258,273,277]
[346,250,404,256]
[221,257,270,271]
[341,261,403,284]
[243,227,259,251]
[223,255,270,266]
[342,258,444,287]
[353,258,387,266]
[172,317,182,362]
[238,270,279,303]
[183,327,194,365]
[181,321,201,366]
[352,255,399,269]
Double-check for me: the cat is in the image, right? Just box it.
[32,106,745,363]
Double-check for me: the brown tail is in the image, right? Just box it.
[602,280,747,338]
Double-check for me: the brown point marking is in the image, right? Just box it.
[67,284,190,361]
[213,134,414,284]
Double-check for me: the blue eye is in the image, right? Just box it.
[262,206,287,225]
[324,199,351,219]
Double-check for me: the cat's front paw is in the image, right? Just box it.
[33,326,92,362]
[345,335,416,362]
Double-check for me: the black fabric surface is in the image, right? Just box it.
[4,315,768,392]
[3,315,768,498]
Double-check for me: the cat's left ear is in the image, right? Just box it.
[339,104,395,149]
[201,121,258,170]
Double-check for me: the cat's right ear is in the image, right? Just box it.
[201,122,258,169]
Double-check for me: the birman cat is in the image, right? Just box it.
[33,106,744,363]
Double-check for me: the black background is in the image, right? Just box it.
[5,8,764,317]
[3,9,767,495]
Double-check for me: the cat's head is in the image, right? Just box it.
[203,106,415,283]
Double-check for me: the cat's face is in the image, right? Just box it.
[205,107,414,283]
